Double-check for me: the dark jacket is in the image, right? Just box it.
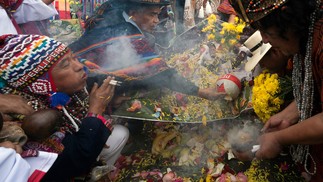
[42,117,110,181]
[69,2,199,96]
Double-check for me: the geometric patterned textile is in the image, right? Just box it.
[0,34,69,94]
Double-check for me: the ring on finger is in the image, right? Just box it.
[105,96,111,101]
[99,96,105,99]
[27,101,32,105]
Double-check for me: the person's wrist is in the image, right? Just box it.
[271,130,285,147]
[284,113,299,125]
[88,106,104,116]
[86,112,112,130]
[197,88,206,98]
[86,112,105,122]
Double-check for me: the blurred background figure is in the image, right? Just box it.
[0,0,58,36]
[217,0,236,23]
[182,0,221,31]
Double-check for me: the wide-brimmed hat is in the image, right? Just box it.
[243,30,271,71]
[128,0,170,5]
[228,0,289,23]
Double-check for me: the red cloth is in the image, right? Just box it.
[309,8,323,182]
[19,20,51,36]
[217,0,236,15]
[54,0,71,19]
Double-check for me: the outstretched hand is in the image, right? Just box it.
[88,76,116,115]
[197,87,226,100]
[262,111,296,133]
[0,94,34,115]
[110,95,131,109]
[262,101,299,132]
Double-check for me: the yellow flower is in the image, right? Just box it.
[207,14,217,22]
[207,34,215,40]
[234,16,239,24]
[236,24,245,33]
[252,71,289,122]
[201,16,245,50]
[205,174,212,182]
[229,39,237,45]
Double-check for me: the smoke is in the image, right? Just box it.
[227,120,262,153]
[101,37,142,71]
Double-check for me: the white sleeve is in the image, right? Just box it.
[0,147,57,182]
[0,8,18,35]
[13,0,58,24]
[25,151,58,181]
[0,147,30,182]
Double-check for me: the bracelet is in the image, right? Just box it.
[86,113,112,131]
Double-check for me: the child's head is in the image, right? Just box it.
[21,109,62,141]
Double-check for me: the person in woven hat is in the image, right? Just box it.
[229,0,323,180]
[69,0,224,101]
[0,34,129,181]
[69,0,225,137]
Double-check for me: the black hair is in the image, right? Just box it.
[250,0,316,54]
[125,2,161,13]
[85,0,162,30]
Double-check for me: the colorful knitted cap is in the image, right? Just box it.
[228,0,289,23]
[0,34,69,95]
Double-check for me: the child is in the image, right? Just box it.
[0,110,58,182]
[21,109,62,141]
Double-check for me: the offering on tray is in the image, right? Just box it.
[112,44,253,123]
[216,73,242,100]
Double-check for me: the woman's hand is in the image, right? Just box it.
[262,101,299,132]
[255,132,282,159]
[0,94,34,115]
[262,112,294,132]
[88,76,116,115]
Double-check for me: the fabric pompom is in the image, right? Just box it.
[50,92,71,108]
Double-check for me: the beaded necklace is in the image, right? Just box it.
[246,0,287,14]
[291,0,321,175]
[1,87,89,134]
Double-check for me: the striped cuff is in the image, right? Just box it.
[86,113,113,131]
